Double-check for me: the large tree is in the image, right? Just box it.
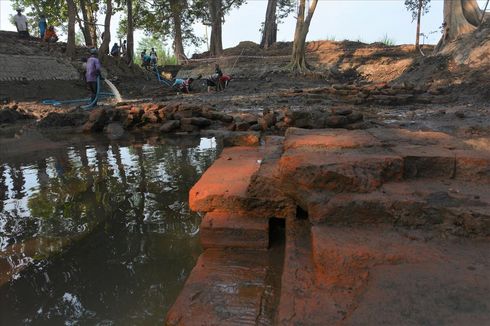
[260,0,294,49]
[99,0,112,56]
[290,0,318,73]
[436,0,489,51]
[126,0,134,63]
[77,0,99,47]
[66,0,77,56]
[405,0,431,50]
[170,0,187,62]
[194,0,246,56]
[125,0,199,63]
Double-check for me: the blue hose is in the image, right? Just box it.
[80,76,101,110]
[41,76,114,108]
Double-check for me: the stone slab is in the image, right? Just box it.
[307,179,490,235]
[310,226,490,325]
[284,128,381,150]
[165,249,272,326]
[277,150,403,194]
[200,211,269,249]
[189,146,263,213]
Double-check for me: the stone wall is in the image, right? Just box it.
[0,54,79,82]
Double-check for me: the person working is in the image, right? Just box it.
[214,64,223,78]
[172,78,194,94]
[44,26,58,43]
[86,48,102,107]
[14,9,29,38]
[220,75,232,89]
[206,74,219,93]
[38,15,47,39]
[110,43,120,56]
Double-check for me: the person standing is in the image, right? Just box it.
[38,14,47,40]
[14,9,29,38]
[86,48,102,106]
[121,40,127,57]
[150,48,158,65]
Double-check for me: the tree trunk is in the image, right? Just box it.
[436,0,488,51]
[66,0,77,57]
[171,0,186,63]
[126,0,134,64]
[99,0,112,56]
[290,0,318,73]
[79,0,93,46]
[87,2,98,48]
[81,0,98,48]
[415,0,422,49]
[260,0,278,49]
[209,0,223,56]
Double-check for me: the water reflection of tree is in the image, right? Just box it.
[0,137,220,325]
[0,164,7,212]
[10,163,25,200]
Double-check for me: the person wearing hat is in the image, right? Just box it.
[14,9,29,38]
[86,48,102,106]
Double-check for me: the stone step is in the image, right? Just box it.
[200,211,270,249]
[277,218,338,325]
[307,179,490,236]
[277,129,490,212]
[189,146,263,213]
[165,248,274,326]
[309,225,490,325]
[189,145,293,218]
[247,136,295,219]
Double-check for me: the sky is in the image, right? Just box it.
[0,0,488,56]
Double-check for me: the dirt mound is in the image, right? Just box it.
[395,24,490,99]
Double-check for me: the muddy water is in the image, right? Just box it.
[0,135,220,325]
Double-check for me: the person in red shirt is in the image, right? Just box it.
[219,75,232,89]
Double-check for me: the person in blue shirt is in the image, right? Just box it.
[172,78,194,93]
[39,14,47,39]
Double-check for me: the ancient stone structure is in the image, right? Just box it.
[166,127,490,325]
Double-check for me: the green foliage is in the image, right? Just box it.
[192,0,247,25]
[135,36,178,65]
[75,31,85,45]
[378,34,396,46]
[404,0,431,22]
[123,0,202,49]
[11,0,68,33]
[277,0,296,22]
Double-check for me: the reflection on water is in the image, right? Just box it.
[0,136,219,325]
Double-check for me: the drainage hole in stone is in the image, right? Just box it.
[269,217,285,248]
[296,206,309,220]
